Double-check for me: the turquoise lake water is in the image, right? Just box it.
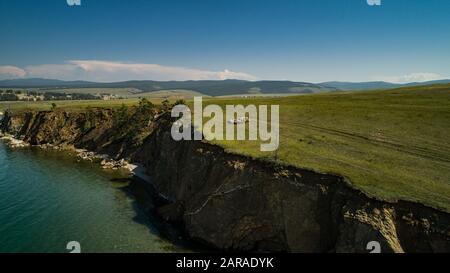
[0,141,184,253]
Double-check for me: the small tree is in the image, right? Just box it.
[161,99,170,110]
[139,98,154,110]
[114,103,129,124]
[173,99,186,106]
[51,103,57,111]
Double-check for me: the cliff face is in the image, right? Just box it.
[1,110,449,253]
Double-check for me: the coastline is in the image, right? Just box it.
[0,132,151,183]
[1,110,449,253]
[0,133,197,252]
[0,136,189,253]
[0,133,30,148]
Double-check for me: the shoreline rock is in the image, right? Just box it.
[0,134,30,148]
[0,135,152,183]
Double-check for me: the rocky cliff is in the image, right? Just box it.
[1,109,449,253]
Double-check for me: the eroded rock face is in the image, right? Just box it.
[133,116,450,253]
[1,110,449,253]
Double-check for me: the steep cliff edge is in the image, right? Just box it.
[1,109,449,253]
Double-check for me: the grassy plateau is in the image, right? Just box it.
[1,84,449,212]
[202,84,450,212]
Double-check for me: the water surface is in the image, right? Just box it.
[0,141,184,253]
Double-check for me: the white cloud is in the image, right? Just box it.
[373,72,444,84]
[68,60,257,81]
[1,60,257,82]
[0,66,27,80]
[25,64,85,80]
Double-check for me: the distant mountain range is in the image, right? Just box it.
[0,78,449,97]
[0,79,336,96]
[320,80,450,91]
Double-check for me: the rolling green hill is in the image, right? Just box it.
[2,78,449,96]
[320,80,450,91]
[0,78,335,96]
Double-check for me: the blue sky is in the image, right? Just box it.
[0,0,449,82]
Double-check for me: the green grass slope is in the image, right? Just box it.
[203,84,450,212]
[0,99,144,112]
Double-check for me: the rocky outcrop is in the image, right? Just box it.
[1,109,449,253]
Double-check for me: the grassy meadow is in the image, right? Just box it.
[35,88,207,99]
[36,87,142,96]
[201,84,450,212]
[1,84,449,212]
[0,98,150,113]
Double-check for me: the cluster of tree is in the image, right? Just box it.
[0,89,103,101]
[0,93,19,101]
[42,92,98,101]
[0,90,16,100]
